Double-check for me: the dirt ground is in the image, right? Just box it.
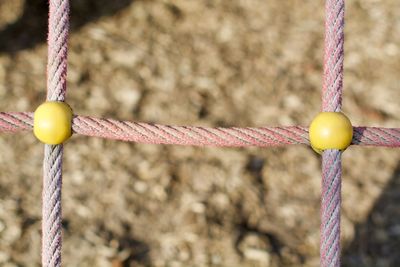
[0,0,399,266]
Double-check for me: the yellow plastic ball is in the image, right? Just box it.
[33,102,73,145]
[309,112,353,154]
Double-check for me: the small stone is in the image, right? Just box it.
[114,87,141,109]
[243,248,271,264]
[191,202,206,214]
[0,251,10,263]
[134,181,148,194]
[238,233,271,264]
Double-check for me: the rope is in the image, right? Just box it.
[42,145,63,267]
[72,116,308,147]
[321,1,345,266]
[322,0,344,112]
[0,112,33,132]
[42,1,70,266]
[1,112,400,147]
[352,127,400,147]
[47,0,70,102]
[321,149,342,267]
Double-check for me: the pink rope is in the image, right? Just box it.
[1,112,399,148]
[46,0,70,102]
[321,149,342,267]
[322,0,344,113]
[42,1,70,267]
[72,116,308,147]
[321,0,345,266]
[42,145,63,267]
[0,112,33,132]
[352,127,400,147]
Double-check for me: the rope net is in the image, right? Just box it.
[0,0,398,266]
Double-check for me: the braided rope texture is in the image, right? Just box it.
[42,145,63,267]
[72,116,308,147]
[42,0,70,266]
[322,0,344,112]
[1,112,400,147]
[47,0,70,102]
[321,149,342,267]
[320,1,345,266]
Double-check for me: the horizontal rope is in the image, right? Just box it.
[72,116,308,147]
[1,112,399,148]
[352,127,400,147]
[0,112,33,132]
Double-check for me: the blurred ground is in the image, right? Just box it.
[0,0,399,266]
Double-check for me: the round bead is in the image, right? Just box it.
[33,102,73,145]
[309,112,353,154]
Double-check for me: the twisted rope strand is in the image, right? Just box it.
[72,115,309,147]
[352,127,400,147]
[1,112,400,147]
[322,0,344,112]
[42,145,63,267]
[43,1,70,267]
[321,149,342,267]
[321,1,345,266]
[47,0,70,102]
[0,112,33,132]
[320,0,346,267]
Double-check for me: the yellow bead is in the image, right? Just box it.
[33,102,73,145]
[309,112,353,154]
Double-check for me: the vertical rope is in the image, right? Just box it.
[322,0,344,112]
[46,0,70,102]
[42,1,70,266]
[321,1,344,266]
[321,149,342,267]
[42,145,64,267]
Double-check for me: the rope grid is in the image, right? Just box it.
[0,0,398,266]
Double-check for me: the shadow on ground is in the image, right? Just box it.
[80,222,151,266]
[0,0,134,53]
[343,161,400,267]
